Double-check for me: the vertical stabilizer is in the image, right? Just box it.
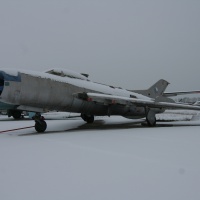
[133,79,170,98]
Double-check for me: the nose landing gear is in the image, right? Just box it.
[33,114,47,133]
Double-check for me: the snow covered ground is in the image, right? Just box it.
[157,110,200,121]
[0,115,200,200]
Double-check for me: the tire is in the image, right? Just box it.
[35,120,47,133]
[146,110,156,127]
[146,116,156,127]
[81,114,94,123]
[81,113,87,121]
[86,115,94,123]
[12,111,22,119]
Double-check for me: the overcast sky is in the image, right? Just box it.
[0,0,200,91]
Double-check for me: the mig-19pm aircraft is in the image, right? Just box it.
[0,68,200,133]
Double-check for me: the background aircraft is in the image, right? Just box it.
[0,68,200,132]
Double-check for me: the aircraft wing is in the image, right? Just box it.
[163,91,200,97]
[74,92,200,111]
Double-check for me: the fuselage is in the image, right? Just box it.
[0,69,163,119]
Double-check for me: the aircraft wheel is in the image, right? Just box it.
[12,111,22,119]
[146,110,156,127]
[8,110,22,119]
[86,115,94,123]
[81,114,94,123]
[35,120,47,133]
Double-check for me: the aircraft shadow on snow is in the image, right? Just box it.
[18,119,200,136]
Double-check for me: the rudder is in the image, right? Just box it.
[133,79,169,98]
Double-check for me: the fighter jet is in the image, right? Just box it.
[0,68,200,133]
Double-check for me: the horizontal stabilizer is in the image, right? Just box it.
[164,91,200,97]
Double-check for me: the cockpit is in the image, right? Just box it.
[0,70,21,96]
[45,68,89,81]
[0,73,4,95]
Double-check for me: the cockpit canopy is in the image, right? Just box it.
[0,70,21,96]
[45,68,89,81]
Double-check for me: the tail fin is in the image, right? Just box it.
[133,79,170,98]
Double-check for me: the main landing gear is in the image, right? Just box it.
[146,109,156,127]
[81,113,94,123]
[32,110,155,132]
[33,113,47,133]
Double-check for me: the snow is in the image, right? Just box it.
[0,115,200,200]
[157,110,200,121]
[45,68,89,80]
[1,69,153,100]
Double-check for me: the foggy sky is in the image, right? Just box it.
[0,0,200,91]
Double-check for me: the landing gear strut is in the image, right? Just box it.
[33,113,47,133]
[146,109,156,127]
[8,110,23,119]
[81,114,94,123]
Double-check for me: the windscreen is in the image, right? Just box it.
[0,73,4,95]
